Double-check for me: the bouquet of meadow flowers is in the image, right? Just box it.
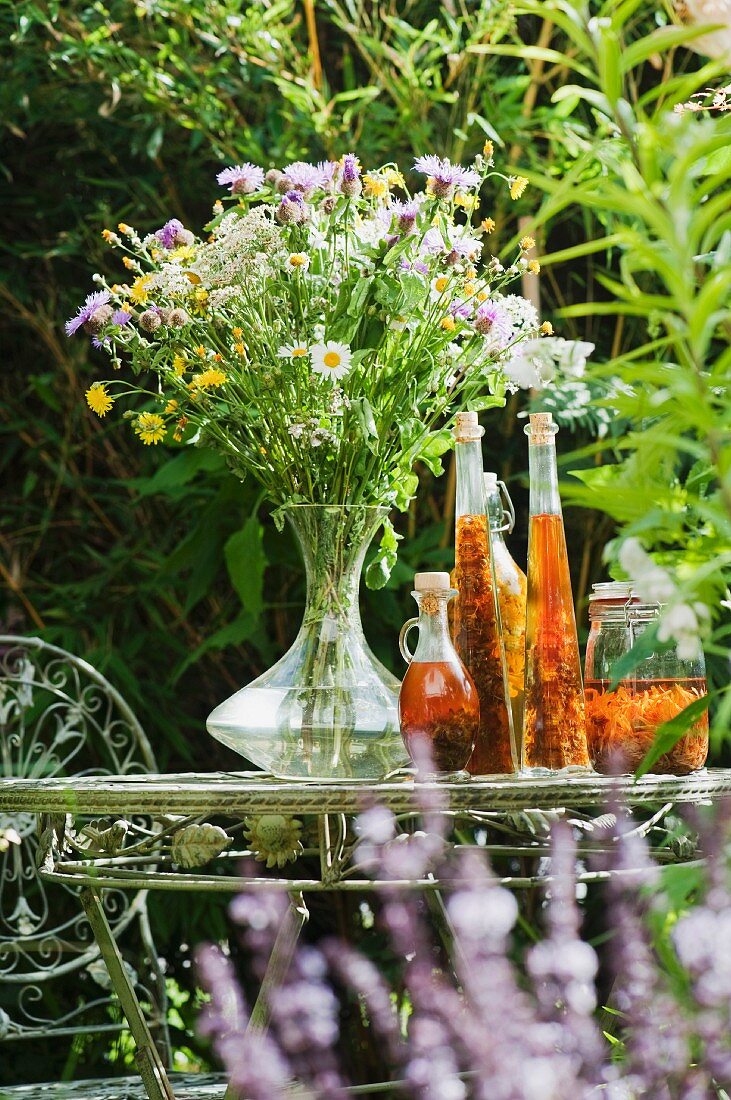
[69,147,547,580]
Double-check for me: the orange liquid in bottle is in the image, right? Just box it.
[399,659,479,774]
[523,513,589,770]
[454,513,514,774]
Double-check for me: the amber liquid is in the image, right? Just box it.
[523,513,589,770]
[493,540,527,751]
[585,678,709,775]
[454,513,514,774]
[399,659,479,774]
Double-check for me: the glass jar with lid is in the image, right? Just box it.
[584,583,709,774]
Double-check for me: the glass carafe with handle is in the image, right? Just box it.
[399,572,479,776]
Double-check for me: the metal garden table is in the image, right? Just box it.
[2,768,730,1100]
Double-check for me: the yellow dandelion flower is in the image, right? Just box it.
[118,223,133,235]
[164,399,178,414]
[540,321,554,336]
[134,412,166,446]
[483,140,494,159]
[102,229,114,242]
[85,384,113,417]
[195,345,207,358]
[528,259,541,274]
[169,245,196,263]
[481,217,496,234]
[232,327,243,338]
[384,168,404,188]
[440,316,456,331]
[129,275,152,304]
[194,288,208,302]
[172,355,187,376]
[363,173,389,198]
[455,192,479,212]
[509,176,529,200]
[191,368,227,389]
[234,342,246,356]
[173,415,188,442]
[520,235,536,251]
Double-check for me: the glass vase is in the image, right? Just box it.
[207,504,407,780]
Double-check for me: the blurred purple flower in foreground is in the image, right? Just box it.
[197,799,731,1099]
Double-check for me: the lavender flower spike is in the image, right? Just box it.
[413,155,480,197]
[65,290,111,337]
[216,163,265,195]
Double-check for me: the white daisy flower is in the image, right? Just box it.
[310,341,352,380]
[277,343,309,359]
[287,252,310,271]
[430,274,451,300]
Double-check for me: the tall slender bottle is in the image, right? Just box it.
[523,413,589,770]
[453,413,516,774]
[484,472,527,749]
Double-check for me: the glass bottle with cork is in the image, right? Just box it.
[484,472,527,749]
[399,572,479,775]
[452,412,516,774]
[585,582,708,774]
[523,412,589,771]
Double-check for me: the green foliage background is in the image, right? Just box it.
[1,0,729,1082]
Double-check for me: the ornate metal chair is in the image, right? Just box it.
[0,636,171,1090]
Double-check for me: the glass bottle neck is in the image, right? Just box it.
[528,439,561,516]
[485,486,506,545]
[455,439,485,518]
[412,594,454,662]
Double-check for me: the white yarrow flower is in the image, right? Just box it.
[310,341,352,380]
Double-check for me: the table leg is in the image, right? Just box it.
[223,891,309,1100]
[81,887,175,1100]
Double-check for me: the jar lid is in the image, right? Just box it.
[414,571,451,592]
[589,582,633,602]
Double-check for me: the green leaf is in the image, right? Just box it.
[136,448,225,497]
[635,692,714,778]
[365,516,402,590]
[224,515,266,618]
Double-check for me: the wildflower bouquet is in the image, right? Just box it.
[70,148,548,778]
[71,148,545,577]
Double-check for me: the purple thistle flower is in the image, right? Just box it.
[413,155,480,197]
[391,198,420,234]
[284,160,326,195]
[216,163,265,195]
[65,290,111,337]
[474,301,514,349]
[112,309,132,326]
[154,218,193,249]
[449,300,473,321]
[339,153,362,197]
[91,335,110,349]
[275,189,308,225]
[400,258,430,276]
[318,160,339,190]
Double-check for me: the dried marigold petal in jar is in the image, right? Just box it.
[584,585,709,774]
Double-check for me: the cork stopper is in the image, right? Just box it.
[453,411,484,442]
[527,412,557,445]
[414,571,451,592]
[484,471,499,495]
